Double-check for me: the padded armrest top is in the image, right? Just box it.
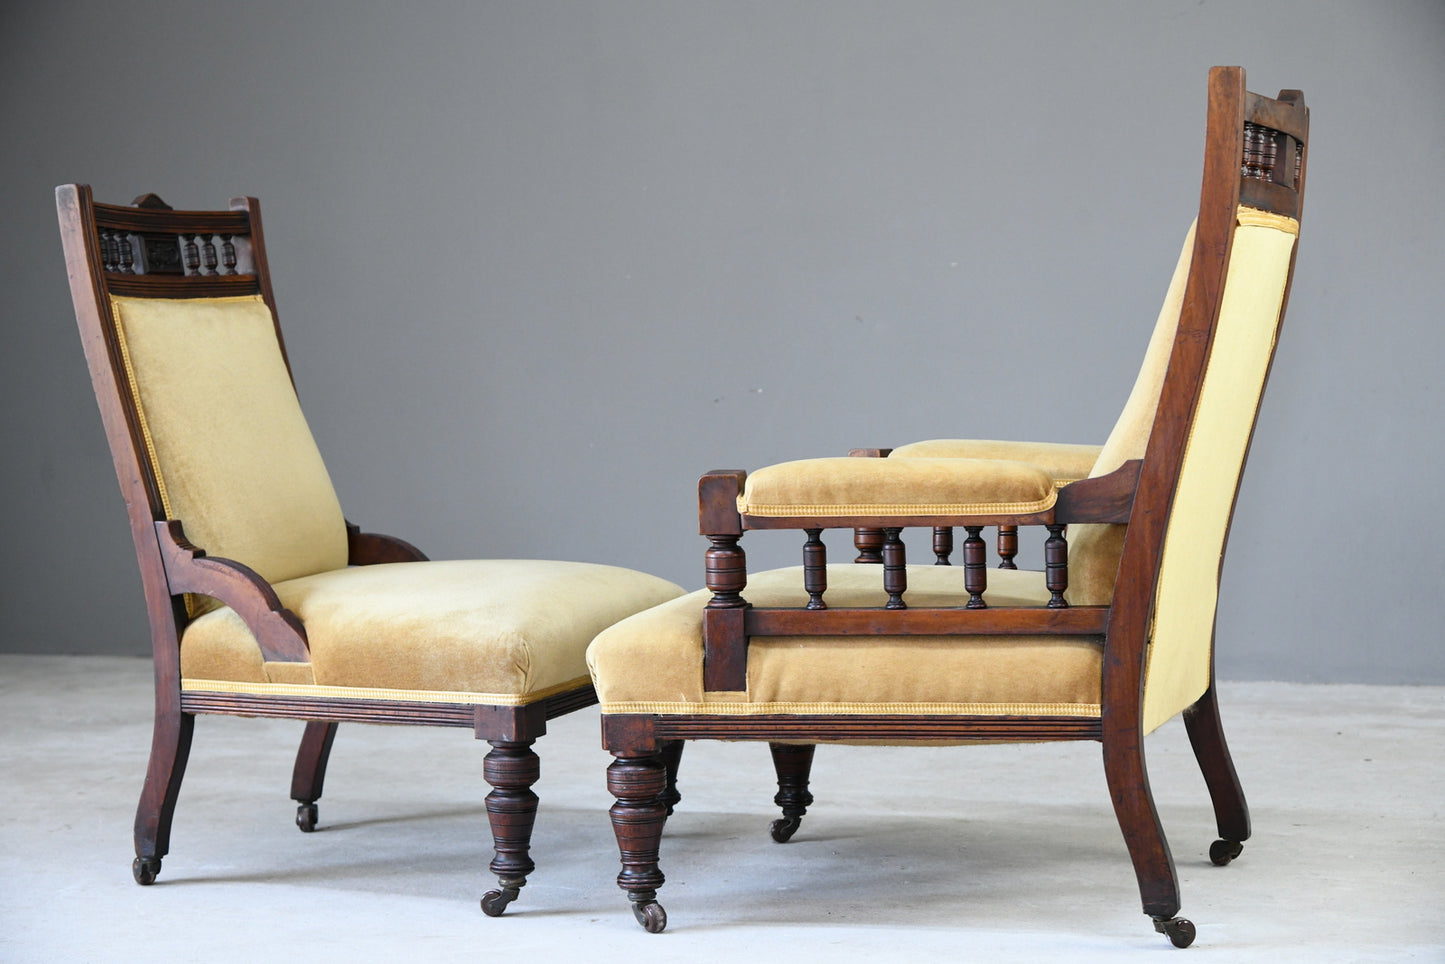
[889,439,1102,486]
[738,456,1057,519]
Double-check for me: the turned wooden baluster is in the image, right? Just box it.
[803,529,827,610]
[1045,524,1069,608]
[882,528,907,610]
[183,234,201,276]
[963,526,987,609]
[705,534,747,609]
[996,525,1018,569]
[99,230,116,271]
[201,235,219,275]
[932,527,953,565]
[854,528,884,564]
[117,232,135,274]
[220,234,238,274]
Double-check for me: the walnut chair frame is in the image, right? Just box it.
[57,184,681,915]
[597,67,1307,946]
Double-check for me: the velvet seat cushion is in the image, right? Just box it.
[588,565,1102,717]
[182,559,684,703]
[737,457,1059,520]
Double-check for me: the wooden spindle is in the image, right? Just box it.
[932,527,953,565]
[854,528,884,564]
[201,235,219,275]
[803,529,827,610]
[100,230,117,272]
[996,525,1018,570]
[220,234,237,274]
[704,535,747,609]
[117,233,135,274]
[963,526,987,609]
[882,528,907,610]
[1044,524,1069,609]
[183,234,200,275]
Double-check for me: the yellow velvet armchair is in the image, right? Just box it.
[56,186,683,914]
[588,66,1307,946]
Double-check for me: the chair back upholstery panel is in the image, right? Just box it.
[109,293,348,611]
[1065,220,1196,607]
[1141,208,1297,731]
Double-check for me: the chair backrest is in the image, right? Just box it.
[1097,67,1309,733]
[57,188,349,634]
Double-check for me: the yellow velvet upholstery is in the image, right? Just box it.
[589,564,1101,717]
[738,457,1058,519]
[889,440,1102,486]
[110,295,348,614]
[1142,209,1297,731]
[184,559,684,703]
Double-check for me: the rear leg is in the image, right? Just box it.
[1183,685,1250,864]
[133,709,195,884]
[290,721,338,832]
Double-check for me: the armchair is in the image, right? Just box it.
[56,185,683,913]
[588,66,1307,946]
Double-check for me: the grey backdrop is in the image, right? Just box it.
[3,1,1441,683]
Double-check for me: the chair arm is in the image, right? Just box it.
[154,520,310,664]
[345,521,428,564]
[1054,460,1142,524]
[734,456,1060,530]
[889,439,1103,486]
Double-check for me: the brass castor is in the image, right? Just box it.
[1153,916,1197,948]
[632,900,667,933]
[770,815,803,843]
[132,856,161,885]
[480,886,520,917]
[1209,838,1243,866]
[295,803,319,833]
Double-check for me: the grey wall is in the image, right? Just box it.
[3,1,1442,682]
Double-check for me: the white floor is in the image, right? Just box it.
[0,655,1440,962]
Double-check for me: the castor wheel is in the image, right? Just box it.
[480,886,520,917]
[1153,916,1197,948]
[1209,838,1243,866]
[770,815,802,843]
[631,900,667,933]
[132,856,161,886]
[295,803,319,833]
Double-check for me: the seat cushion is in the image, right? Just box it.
[181,560,684,704]
[738,457,1058,519]
[588,565,1102,717]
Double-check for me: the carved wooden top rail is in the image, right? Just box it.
[89,193,265,299]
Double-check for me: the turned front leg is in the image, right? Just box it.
[480,740,540,916]
[608,754,670,932]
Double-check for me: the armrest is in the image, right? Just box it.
[889,439,1103,486]
[734,456,1059,529]
[346,521,428,564]
[155,520,310,664]
[1054,459,1141,524]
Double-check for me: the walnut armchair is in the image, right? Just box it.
[588,67,1307,946]
[56,185,683,914]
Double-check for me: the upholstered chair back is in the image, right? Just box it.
[108,293,349,614]
[1067,209,1298,731]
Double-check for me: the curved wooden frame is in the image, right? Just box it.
[57,185,596,914]
[602,67,1309,946]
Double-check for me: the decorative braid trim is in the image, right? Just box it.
[739,491,1057,519]
[181,673,593,706]
[600,699,1100,717]
[1237,206,1299,235]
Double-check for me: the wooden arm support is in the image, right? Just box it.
[345,522,428,565]
[155,520,310,664]
[1054,459,1142,524]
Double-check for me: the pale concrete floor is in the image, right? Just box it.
[0,654,1440,963]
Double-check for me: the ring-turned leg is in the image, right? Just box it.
[1102,726,1193,946]
[1183,684,1250,865]
[290,721,338,833]
[133,707,195,885]
[607,753,669,933]
[479,740,540,916]
[768,743,815,843]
